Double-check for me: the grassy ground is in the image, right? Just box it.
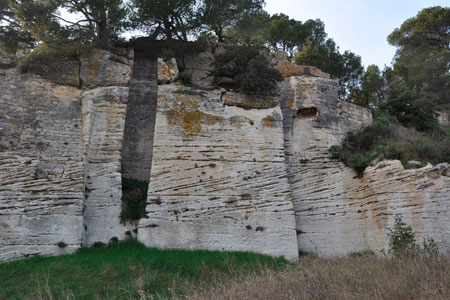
[3,239,449,300]
[188,254,450,300]
[0,239,287,300]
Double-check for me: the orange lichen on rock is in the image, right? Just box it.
[166,96,225,138]
[262,115,275,127]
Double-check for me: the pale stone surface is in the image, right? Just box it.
[184,51,215,88]
[138,84,299,261]
[1,48,449,262]
[279,74,450,257]
[0,50,132,260]
[0,68,84,261]
[279,74,372,256]
[296,160,450,256]
[157,58,178,84]
[81,86,129,246]
[221,92,280,109]
[80,49,132,89]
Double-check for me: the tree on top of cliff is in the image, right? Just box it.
[224,10,271,46]
[294,38,363,89]
[387,6,450,110]
[0,0,35,54]
[12,0,129,49]
[131,0,198,41]
[213,44,283,95]
[265,14,326,58]
[199,0,264,43]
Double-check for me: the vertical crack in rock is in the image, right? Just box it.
[121,51,158,182]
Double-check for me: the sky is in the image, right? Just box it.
[265,0,450,69]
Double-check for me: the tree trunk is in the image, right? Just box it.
[96,9,108,49]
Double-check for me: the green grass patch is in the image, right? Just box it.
[0,239,288,299]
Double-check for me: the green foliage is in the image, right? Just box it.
[362,6,450,131]
[120,178,149,223]
[199,0,264,42]
[388,216,440,258]
[0,0,35,54]
[295,38,363,88]
[328,145,343,159]
[178,70,193,85]
[388,216,417,257]
[213,44,283,95]
[13,0,129,49]
[0,238,288,299]
[329,113,450,175]
[226,10,271,46]
[266,14,326,58]
[132,0,198,41]
[19,43,92,70]
[361,65,385,106]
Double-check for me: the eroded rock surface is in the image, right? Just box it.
[1,46,449,262]
[82,86,129,246]
[0,49,132,260]
[296,160,450,256]
[0,69,84,261]
[138,84,299,261]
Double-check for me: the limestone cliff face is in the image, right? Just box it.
[0,49,132,261]
[138,84,299,261]
[0,68,84,261]
[0,47,448,262]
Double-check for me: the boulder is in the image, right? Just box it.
[157,58,178,84]
[80,49,132,89]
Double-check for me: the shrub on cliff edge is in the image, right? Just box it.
[212,44,283,95]
[329,113,450,176]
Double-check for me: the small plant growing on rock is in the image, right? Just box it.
[328,145,343,159]
[388,216,440,258]
[56,241,67,248]
[388,216,417,257]
[120,178,149,223]
[178,70,193,85]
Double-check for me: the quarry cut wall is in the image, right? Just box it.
[0,48,449,262]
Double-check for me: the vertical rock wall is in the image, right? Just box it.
[121,53,158,181]
[80,49,132,246]
[138,84,299,261]
[0,69,84,261]
[279,72,374,256]
[1,47,449,261]
[81,87,129,245]
[279,71,449,256]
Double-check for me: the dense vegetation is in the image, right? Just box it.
[331,6,450,174]
[362,6,450,130]
[120,178,149,223]
[0,239,288,299]
[329,114,450,176]
[1,0,364,92]
[212,44,283,95]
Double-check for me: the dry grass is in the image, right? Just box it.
[186,255,450,300]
